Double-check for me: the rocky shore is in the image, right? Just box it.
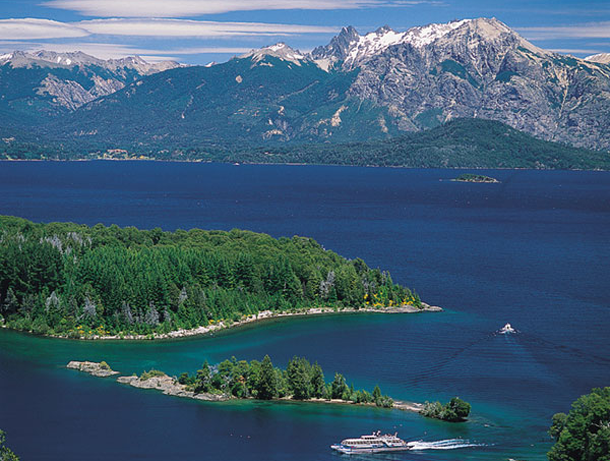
[66,360,119,377]
[117,374,228,401]
[83,303,442,341]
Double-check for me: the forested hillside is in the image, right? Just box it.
[241,119,610,170]
[0,216,421,337]
[2,119,607,170]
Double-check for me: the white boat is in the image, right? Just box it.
[331,431,414,454]
[499,323,516,334]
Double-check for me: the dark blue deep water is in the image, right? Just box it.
[0,162,609,461]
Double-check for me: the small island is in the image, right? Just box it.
[67,358,469,421]
[420,397,471,422]
[67,360,119,377]
[452,173,500,183]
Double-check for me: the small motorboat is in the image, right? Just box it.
[499,323,516,334]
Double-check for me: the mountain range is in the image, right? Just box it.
[0,50,179,126]
[0,17,609,162]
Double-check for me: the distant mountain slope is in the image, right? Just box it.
[0,51,179,127]
[237,118,610,170]
[51,48,396,144]
[3,119,607,170]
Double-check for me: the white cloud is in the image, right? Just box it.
[0,41,252,61]
[79,18,336,37]
[518,22,610,40]
[0,17,336,43]
[31,42,178,60]
[42,0,435,17]
[549,48,604,55]
[0,18,88,40]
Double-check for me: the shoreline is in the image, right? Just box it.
[58,304,442,341]
[0,158,604,172]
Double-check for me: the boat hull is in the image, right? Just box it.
[331,444,412,454]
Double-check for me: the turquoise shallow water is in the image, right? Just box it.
[0,315,546,461]
[1,163,609,460]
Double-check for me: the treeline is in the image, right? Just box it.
[0,119,610,170]
[2,119,608,170]
[0,216,421,337]
[420,397,471,422]
[241,119,610,170]
[176,355,394,406]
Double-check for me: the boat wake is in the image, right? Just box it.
[408,438,485,451]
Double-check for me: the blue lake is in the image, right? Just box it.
[0,162,609,460]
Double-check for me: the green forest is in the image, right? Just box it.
[0,216,421,337]
[175,355,394,406]
[2,119,608,170]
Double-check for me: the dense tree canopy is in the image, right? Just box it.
[548,387,610,461]
[0,216,422,337]
[176,355,393,407]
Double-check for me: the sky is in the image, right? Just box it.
[0,0,608,64]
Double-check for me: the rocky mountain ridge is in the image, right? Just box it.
[0,50,180,116]
[0,50,179,74]
[308,18,610,148]
[0,18,609,152]
[310,19,477,70]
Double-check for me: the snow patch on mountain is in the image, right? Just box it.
[337,20,472,68]
[403,19,471,47]
[311,18,547,70]
[586,53,610,65]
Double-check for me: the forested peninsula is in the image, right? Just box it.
[0,216,430,338]
[68,358,435,415]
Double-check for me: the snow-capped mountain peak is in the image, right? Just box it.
[311,19,475,70]
[402,19,471,48]
[241,42,307,66]
[310,17,542,70]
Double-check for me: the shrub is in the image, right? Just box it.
[140,370,166,381]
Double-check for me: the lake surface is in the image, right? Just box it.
[1,162,609,461]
